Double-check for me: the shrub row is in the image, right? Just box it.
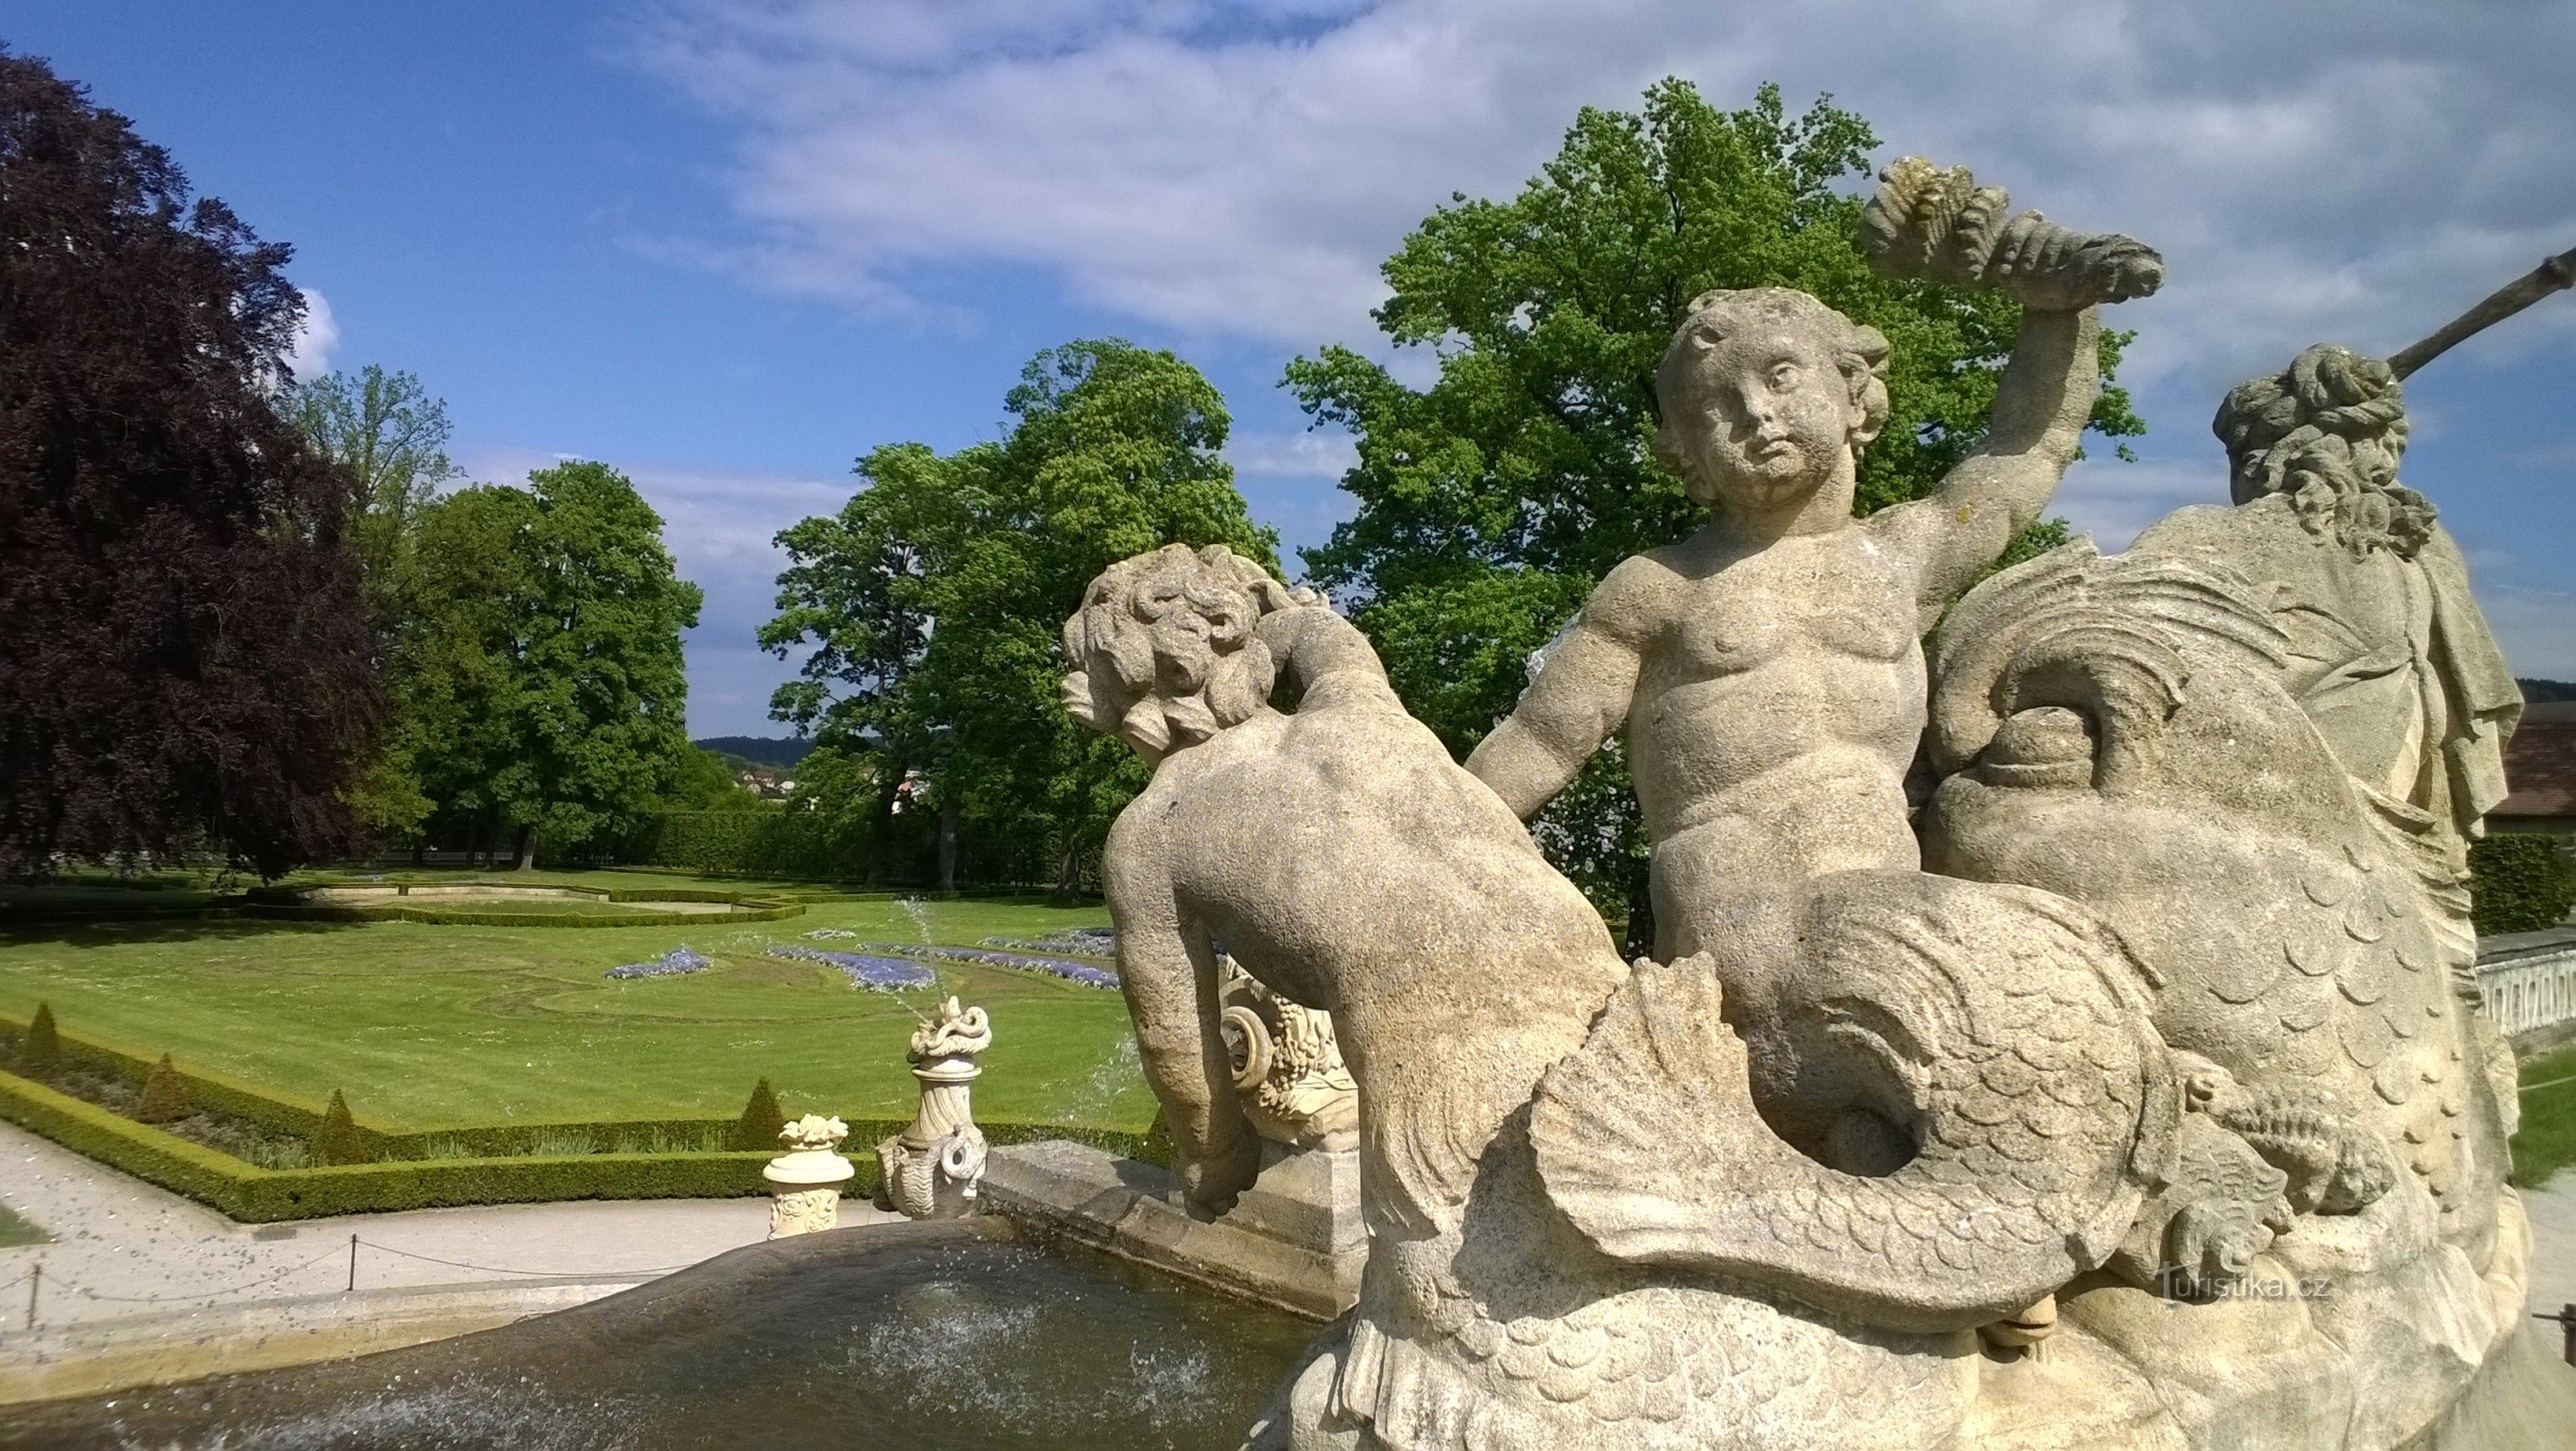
[2471,833,2576,935]
[238,884,804,929]
[1,1008,404,1156]
[0,1066,777,1221]
[621,812,857,880]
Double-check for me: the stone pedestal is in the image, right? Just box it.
[978,1138,1366,1320]
[1229,1140,1366,1266]
[763,1147,854,1239]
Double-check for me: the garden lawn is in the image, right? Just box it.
[2515,1040,2576,1189]
[0,1203,44,1246]
[0,872,1152,1135]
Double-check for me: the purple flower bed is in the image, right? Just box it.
[851,941,1120,989]
[981,929,1117,958]
[766,945,937,990]
[607,946,711,980]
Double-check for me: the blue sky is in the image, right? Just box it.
[9,3,2573,735]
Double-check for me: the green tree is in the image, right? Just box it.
[406,463,704,866]
[657,747,766,813]
[1286,80,2141,936]
[764,341,1278,890]
[285,365,464,839]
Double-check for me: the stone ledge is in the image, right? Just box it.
[979,1139,1361,1321]
[0,1275,646,1407]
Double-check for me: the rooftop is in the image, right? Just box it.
[2496,701,2576,819]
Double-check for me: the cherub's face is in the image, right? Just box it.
[1662,325,1866,513]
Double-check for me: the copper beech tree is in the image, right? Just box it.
[0,49,379,877]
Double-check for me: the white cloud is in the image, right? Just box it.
[623,0,2576,406]
[1229,429,1356,479]
[283,287,339,381]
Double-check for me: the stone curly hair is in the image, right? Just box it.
[1652,287,1892,475]
[2212,344,2432,558]
[1060,544,1286,760]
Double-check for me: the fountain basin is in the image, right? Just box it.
[0,1218,1319,1450]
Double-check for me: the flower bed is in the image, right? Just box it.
[858,941,1120,989]
[764,945,938,989]
[606,946,712,979]
[981,928,1118,957]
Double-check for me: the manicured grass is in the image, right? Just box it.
[2515,1041,2576,1188]
[0,1203,45,1246]
[0,871,1149,1135]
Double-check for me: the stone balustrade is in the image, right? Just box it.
[2477,925,2576,1041]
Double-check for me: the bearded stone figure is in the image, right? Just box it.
[1061,160,2570,1450]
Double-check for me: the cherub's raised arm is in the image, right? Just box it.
[1465,560,1657,821]
[1857,157,2160,611]
[1882,307,2101,608]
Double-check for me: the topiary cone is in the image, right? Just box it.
[134,1052,191,1124]
[309,1088,368,1166]
[729,1076,786,1152]
[17,1002,61,1079]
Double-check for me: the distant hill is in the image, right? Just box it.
[2521,678,2576,704]
[692,735,815,768]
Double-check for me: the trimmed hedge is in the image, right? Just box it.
[0,1008,404,1155]
[0,1008,1169,1221]
[0,1066,777,1221]
[238,882,804,929]
[2471,833,2576,935]
[623,812,856,880]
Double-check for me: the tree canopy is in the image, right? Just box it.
[1284,79,2140,930]
[399,462,704,865]
[0,48,378,878]
[763,340,1278,888]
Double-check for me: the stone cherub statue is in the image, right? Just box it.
[1465,160,2163,957]
[1059,542,2305,1449]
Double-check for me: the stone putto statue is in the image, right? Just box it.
[1064,162,2568,1450]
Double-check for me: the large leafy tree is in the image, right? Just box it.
[405,463,703,866]
[0,49,379,877]
[285,365,459,622]
[764,341,1278,890]
[285,365,463,837]
[1287,80,2139,935]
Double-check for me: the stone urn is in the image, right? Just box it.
[763,1113,853,1239]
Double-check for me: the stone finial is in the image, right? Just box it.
[777,1113,849,1154]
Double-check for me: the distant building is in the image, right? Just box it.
[2494,701,2576,842]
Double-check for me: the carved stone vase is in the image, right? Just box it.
[875,996,992,1220]
[763,1114,852,1240]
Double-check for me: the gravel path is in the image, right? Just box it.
[0,1118,897,1332]
[2523,1171,2576,1323]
